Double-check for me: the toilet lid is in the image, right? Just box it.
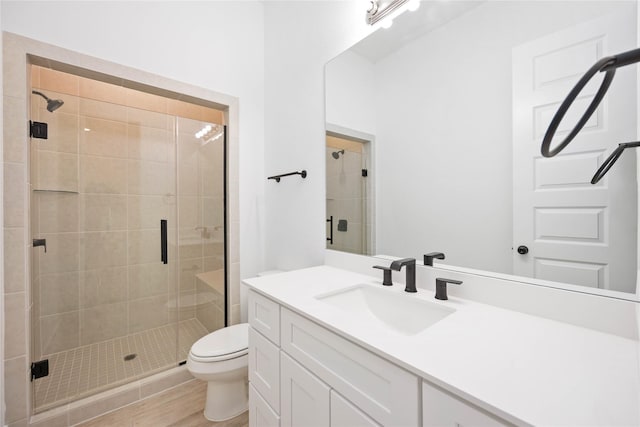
[190,323,249,359]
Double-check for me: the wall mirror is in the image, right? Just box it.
[325,0,640,299]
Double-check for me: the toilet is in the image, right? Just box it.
[187,270,283,421]
[187,323,249,421]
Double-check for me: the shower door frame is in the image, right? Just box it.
[2,31,240,424]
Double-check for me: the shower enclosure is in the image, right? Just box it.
[28,66,227,412]
[325,132,373,255]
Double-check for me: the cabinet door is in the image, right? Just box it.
[281,308,419,426]
[331,391,380,427]
[423,381,510,427]
[249,327,280,412]
[281,352,330,427]
[250,384,280,427]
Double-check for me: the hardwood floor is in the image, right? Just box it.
[76,380,249,427]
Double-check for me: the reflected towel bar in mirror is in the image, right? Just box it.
[541,47,640,158]
[591,141,640,184]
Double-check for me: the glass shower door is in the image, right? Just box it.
[175,117,226,351]
[29,65,226,413]
[30,74,180,411]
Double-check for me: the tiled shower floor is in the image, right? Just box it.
[34,318,209,412]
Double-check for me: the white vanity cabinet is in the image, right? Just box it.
[248,289,420,427]
[248,290,282,427]
[422,381,511,427]
[280,308,420,426]
[249,385,280,427]
[330,391,380,427]
[245,266,640,427]
[281,352,331,427]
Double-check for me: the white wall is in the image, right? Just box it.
[1,0,266,285]
[325,50,376,135]
[263,1,372,272]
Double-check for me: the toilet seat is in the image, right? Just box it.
[189,323,249,362]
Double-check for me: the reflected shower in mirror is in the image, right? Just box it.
[326,127,374,255]
[325,0,639,297]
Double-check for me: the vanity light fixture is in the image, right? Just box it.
[195,124,213,139]
[194,123,223,146]
[366,0,420,27]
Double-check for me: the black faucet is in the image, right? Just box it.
[424,252,445,266]
[390,258,416,293]
[435,278,462,300]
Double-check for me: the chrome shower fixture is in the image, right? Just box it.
[32,90,64,112]
[332,149,345,159]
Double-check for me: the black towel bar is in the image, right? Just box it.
[268,170,307,182]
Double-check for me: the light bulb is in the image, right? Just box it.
[381,18,393,29]
[407,0,420,11]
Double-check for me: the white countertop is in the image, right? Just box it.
[243,265,640,427]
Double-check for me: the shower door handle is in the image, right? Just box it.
[160,220,168,264]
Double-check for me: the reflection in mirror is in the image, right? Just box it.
[325,127,374,255]
[325,1,639,297]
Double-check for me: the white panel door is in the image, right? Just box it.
[512,10,637,292]
[280,352,330,427]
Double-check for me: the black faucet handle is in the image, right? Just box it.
[424,252,445,266]
[373,265,393,286]
[435,277,462,300]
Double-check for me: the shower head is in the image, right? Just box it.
[332,149,345,159]
[32,90,64,112]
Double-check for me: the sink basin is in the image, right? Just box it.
[316,285,454,335]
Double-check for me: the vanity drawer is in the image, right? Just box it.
[280,308,419,426]
[248,290,280,345]
[422,381,509,427]
[249,327,280,412]
[250,384,280,427]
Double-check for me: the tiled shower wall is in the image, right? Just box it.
[3,33,240,427]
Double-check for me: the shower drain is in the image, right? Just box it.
[123,353,137,361]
